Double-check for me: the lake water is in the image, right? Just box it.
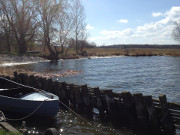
[20,56,180,103]
[6,56,180,134]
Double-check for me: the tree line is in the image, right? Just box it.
[0,0,95,59]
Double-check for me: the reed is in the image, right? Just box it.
[85,48,180,57]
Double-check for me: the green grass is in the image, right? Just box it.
[0,130,22,135]
[0,51,19,56]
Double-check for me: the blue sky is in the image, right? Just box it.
[82,0,180,46]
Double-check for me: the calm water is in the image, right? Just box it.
[9,56,180,134]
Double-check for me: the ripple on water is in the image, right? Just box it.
[9,56,180,134]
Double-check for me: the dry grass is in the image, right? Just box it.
[85,48,180,57]
[22,46,180,57]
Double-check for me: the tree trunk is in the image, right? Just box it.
[18,38,27,54]
[46,40,59,60]
[6,38,11,52]
[5,34,11,52]
[76,34,78,54]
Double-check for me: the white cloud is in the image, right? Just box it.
[89,7,180,45]
[86,24,94,30]
[117,19,128,23]
[152,12,163,17]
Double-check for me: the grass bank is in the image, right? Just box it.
[85,48,180,57]
[0,130,21,135]
[0,48,180,61]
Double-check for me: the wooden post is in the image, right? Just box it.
[59,82,69,107]
[53,81,60,96]
[93,87,105,121]
[73,86,83,112]
[101,89,114,121]
[81,85,91,107]
[144,95,159,132]
[46,78,53,92]
[68,84,76,109]
[109,92,120,128]
[13,72,18,81]
[32,76,39,88]
[27,75,35,88]
[116,91,137,128]
[81,85,93,118]
[37,76,43,89]
[41,77,48,91]
[18,73,28,85]
[133,93,148,129]
[16,73,22,83]
[159,94,175,134]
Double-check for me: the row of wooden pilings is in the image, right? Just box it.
[6,72,180,134]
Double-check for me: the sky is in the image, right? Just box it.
[82,0,180,46]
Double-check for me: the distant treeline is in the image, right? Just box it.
[99,44,180,49]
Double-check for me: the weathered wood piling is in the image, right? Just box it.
[2,72,180,134]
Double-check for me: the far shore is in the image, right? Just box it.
[0,47,180,64]
[0,47,180,79]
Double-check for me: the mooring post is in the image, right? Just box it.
[59,82,69,107]
[13,72,19,83]
[81,85,91,107]
[73,85,83,112]
[143,95,159,132]
[36,76,44,89]
[81,85,93,118]
[109,92,120,128]
[101,89,114,121]
[93,87,105,121]
[13,72,18,80]
[33,76,39,88]
[117,91,137,128]
[68,84,76,109]
[52,81,59,95]
[16,73,22,83]
[159,94,175,134]
[18,73,28,85]
[46,78,53,92]
[41,77,48,91]
[27,75,35,88]
[133,93,148,129]
[37,76,44,90]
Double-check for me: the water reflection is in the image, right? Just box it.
[9,109,133,135]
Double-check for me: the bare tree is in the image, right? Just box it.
[57,0,75,57]
[0,9,12,52]
[34,0,64,60]
[72,0,86,54]
[0,0,39,54]
[172,20,180,43]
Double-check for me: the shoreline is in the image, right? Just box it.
[0,53,177,66]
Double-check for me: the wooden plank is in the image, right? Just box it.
[0,122,19,133]
[170,111,180,119]
[175,124,180,129]
[152,99,159,103]
[153,98,180,110]
[168,102,180,110]
[170,109,180,115]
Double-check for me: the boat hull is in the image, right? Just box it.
[0,95,59,117]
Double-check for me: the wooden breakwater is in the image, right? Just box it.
[2,72,180,134]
